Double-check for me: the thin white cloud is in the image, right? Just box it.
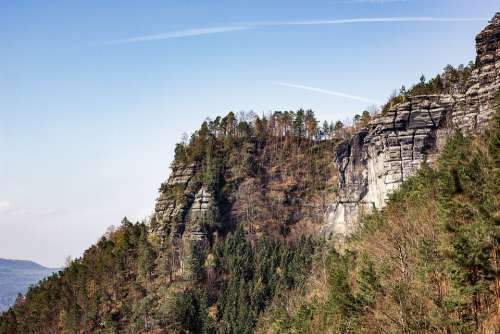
[241,17,487,27]
[97,16,487,46]
[97,26,250,46]
[274,81,382,104]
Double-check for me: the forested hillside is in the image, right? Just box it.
[1,14,499,334]
[257,93,500,334]
[0,108,343,334]
[1,85,497,334]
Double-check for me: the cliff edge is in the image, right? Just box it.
[322,13,500,237]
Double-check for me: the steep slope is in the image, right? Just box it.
[0,259,59,312]
[0,110,334,334]
[322,13,500,237]
[257,97,499,333]
[149,110,338,282]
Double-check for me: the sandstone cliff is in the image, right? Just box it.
[322,14,500,237]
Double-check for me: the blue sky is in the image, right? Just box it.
[0,0,497,267]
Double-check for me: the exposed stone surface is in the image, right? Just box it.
[190,187,214,217]
[186,186,214,241]
[152,162,216,279]
[153,162,217,230]
[152,162,197,235]
[322,14,500,237]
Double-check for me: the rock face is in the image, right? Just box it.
[152,162,215,279]
[153,163,216,235]
[322,14,500,237]
[153,162,197,234]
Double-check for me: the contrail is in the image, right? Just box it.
[97,17,487,46]
[96,26,250,46]
[240,17,487,27]
[274,81,382,104]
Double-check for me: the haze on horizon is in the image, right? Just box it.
[0,0,497,267]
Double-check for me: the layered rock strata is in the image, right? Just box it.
[322,14,500,237]
[152,162,215,279]
[153,162,197,233]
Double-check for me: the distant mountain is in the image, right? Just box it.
[0,259,59,312]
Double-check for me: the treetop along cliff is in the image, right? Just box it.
[1,12,499,334]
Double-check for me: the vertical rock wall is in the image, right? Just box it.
[152,162,215,279]
[322,13,500,237]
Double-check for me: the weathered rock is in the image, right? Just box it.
[152,162,197,237]
[185,186,215,241]
[322,14,500,237]
[190,187,214,218]
[151,161,217,280]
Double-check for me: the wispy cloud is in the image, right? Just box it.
[97,26,250,46]
[274,81,382,104]
[240,17,487,27]
[97,16,487,46]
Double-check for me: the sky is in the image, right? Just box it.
[0,0,497,267]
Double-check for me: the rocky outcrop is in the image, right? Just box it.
[152,162,216,279]
[154,164,215,229]
[322,13,500,237]
[186,186,215,241]
[153,162,197,234]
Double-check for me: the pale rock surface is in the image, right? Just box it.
[322,14,500,237]
[151,162,215,279]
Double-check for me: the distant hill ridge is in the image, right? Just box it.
[0,258,59,312]
[0,258,57,271]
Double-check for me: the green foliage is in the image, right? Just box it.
[382,62,475,114]
[0,221,316,334]
[266,101,499,333]
[324,251,361,331]
[2,90,498,334]
[0,221,158,333]
[214,230,316,334]
[0,109,330,333]
[355,254,381,307]
[157,288,213,334]
[165,109,338,239]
